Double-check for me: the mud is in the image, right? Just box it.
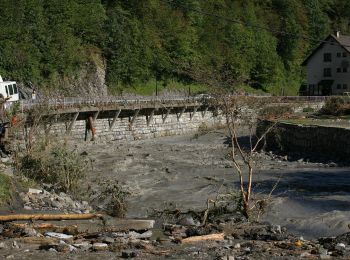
[81,130,350,239]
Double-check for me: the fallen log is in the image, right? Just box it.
[17,237,60,245]
[181,233,225,244]
[0,213,103,222]
[9,223,79,235]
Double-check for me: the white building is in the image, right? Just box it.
[302,31,350,96]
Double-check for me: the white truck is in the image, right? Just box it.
[0,75,19,102]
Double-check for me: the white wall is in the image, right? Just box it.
[306,37,350,95]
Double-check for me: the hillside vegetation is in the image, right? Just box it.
[0,0,349,95]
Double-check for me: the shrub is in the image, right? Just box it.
[259,105,293,119]
[321,97,350,115]
[17,143,87,194]
[302,107,315,113]
[0,173,12,205]
[87,180,129,217]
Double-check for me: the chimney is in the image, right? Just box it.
[335,30,341,38]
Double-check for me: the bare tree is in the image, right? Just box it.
[220,95,286,219]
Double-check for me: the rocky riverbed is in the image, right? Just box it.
[1,130,350,259]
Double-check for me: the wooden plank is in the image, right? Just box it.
[130,109,140,126]
[146,109,155,126]
[162,108,171,123]
[0,213,102,222]
[93,111,100,121]
[66,112,79,134]
[201,107,209,118]
[177,107,186,121]
[190,107,199,120]
[181,233,225,244]
[109,109,121,130]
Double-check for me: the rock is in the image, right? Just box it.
[12,241,19,249]
[92,243,109,251]
[122,250,138,258]
[335,243,346,251]
[45,232,73,240]
[234,243,241,249]
[51,200,62,209]
[23,227,37,237]
[23,206,33,210]
[300,252,311,258]
[5,255,14,259]
[102,237,115,244]
[73,242,91,250]
[28,188,42,194]
[320,255,331,259]
[56,244,73,253]
[0,242,7,249]
[0,224,3,234]
[270,225,282,234]
[48,248,58,253]
[177,216,196,226]
[1,157,9,163]
[128,230,152,239]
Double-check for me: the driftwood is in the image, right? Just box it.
[17,237,60,245]
[10,223,79,235]
[181,233,225,244]
[0,213,103,222]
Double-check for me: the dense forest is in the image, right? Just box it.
[1,0,350,95]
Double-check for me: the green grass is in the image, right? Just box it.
[0,173,12,205]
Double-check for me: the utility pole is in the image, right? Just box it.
[156,78,158,96]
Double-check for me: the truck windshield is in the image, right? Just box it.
[8,84,13,95]
[13,84,17,94]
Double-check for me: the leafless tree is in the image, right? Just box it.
[220,95,286,219]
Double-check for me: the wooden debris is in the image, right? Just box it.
[181,233,225,244]
[0,213,103,222]
[10,223,79,235]
[17,237,60,245]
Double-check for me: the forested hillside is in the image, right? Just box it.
[0,0,350,95]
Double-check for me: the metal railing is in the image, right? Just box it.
[19,95,200,112]
[18,95,329,113]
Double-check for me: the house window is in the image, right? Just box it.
[324,68,332,77]
[337,84,342,89]
[344,84,348,89]
[337,52,342,57]
[324,53,332,62]
[343,52,348,57]
[337,68,342,73]
[344,67,348,73]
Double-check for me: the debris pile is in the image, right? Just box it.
[20,188,93,213]
[1,211,350,258]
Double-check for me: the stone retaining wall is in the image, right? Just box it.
[257,121,350,162]
[47,111,225,142]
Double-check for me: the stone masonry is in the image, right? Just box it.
[47,110,225,142]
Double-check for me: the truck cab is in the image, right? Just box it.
[0,75,19,102]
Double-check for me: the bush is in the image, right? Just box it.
[302,107,315,113]
[87,180,129,217]
[0,173,12,205]
[259,105,293,119]
[17,143,87,194]
[321,97,350,115]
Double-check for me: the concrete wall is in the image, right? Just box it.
[47,110,225,142]
[258,121,350,162]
